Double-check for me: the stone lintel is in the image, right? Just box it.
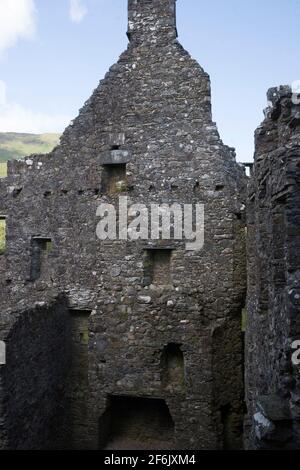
[101,150,131,165]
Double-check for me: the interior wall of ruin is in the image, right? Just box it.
[0,296,71,450]
[245,86,300,449]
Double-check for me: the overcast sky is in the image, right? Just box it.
[0,0,299,162]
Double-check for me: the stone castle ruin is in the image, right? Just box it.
[246,86,300,449]
[0,0,299,450]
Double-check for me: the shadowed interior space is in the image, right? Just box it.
[99,396,175,450]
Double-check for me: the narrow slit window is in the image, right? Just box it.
[30,237,53,281]
[103,164,127,194]
[0,216,6,253]
[68,309,92,414]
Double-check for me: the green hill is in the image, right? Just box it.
[0,132,60,178]
[0,132,60,163]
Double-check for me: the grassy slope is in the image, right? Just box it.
[0,132,60,163]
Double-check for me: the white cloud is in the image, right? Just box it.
[69,0,87,23]
[0,0,37,57]
[0,80,71,133]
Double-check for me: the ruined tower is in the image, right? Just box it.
[0,0,246,450]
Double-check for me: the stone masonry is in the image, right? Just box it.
[2,0,299,452]
[0,0,248,450]
[0,294,71,450]
[245,86,300,449]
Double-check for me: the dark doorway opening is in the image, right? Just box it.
[161,343,185,390]
[99,396,175,450]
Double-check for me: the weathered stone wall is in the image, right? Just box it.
[0,182,7,287]
[0,0,247,449]
[246,86,300,449]
[0,253,6,288]
[0,294,71,450]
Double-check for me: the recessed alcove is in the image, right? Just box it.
[69,309,91,344]
[99,396,175,450]
[144,248,173,286]
[69,309,91,378]
[102,163,127,194]
[67,309,92,447]
[161,343,185,389]
[29,237,53,281]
